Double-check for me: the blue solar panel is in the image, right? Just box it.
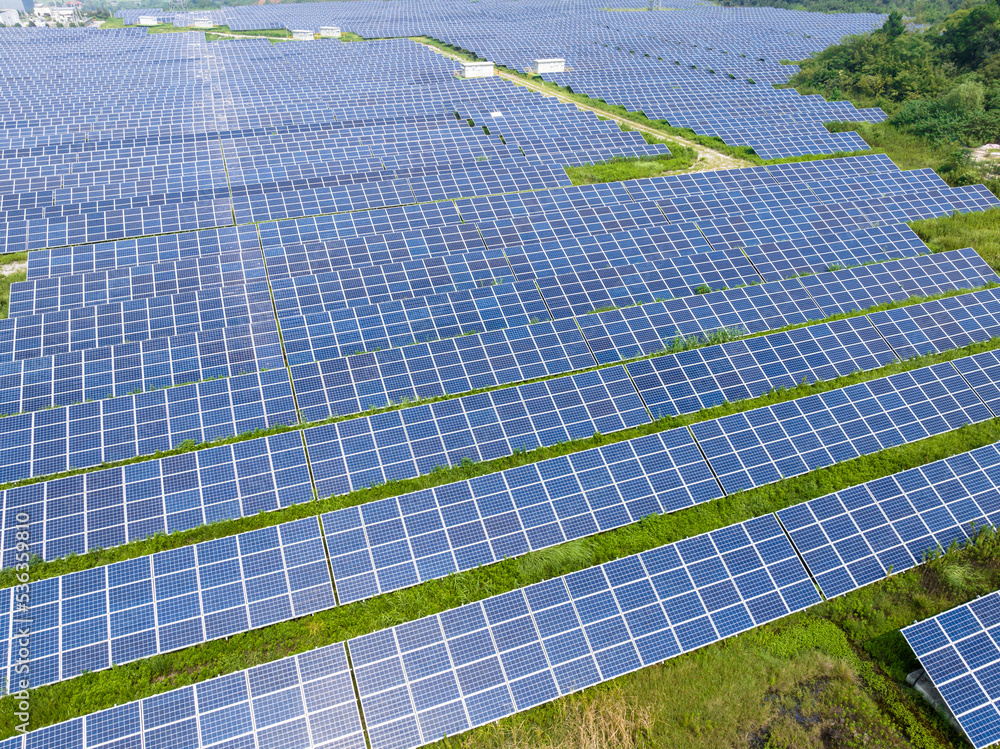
[692,360,994,495]
[290,318,596,422]
[0,369,298,484]
[903,594,1000,749]
[14,643,365,749]
[627,316,896,419]
[1,516,334,688]
[869,288,1000,360]
[26,225,262,280]
[305,365,652,498]
[0,282,276,362]
[777,443,1000,599]
[0,321,284,418]
[9,250,267,318]
[348,514,819,749]
[0,431,313,568]
[322,426,719,604]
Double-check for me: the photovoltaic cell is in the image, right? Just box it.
[322,427,720,604]
[691,360,994,495]
[305,365,651,498]
[14,643,365,749]
[902,593,1000,749]
[0,369,298,484]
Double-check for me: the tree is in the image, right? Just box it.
[935,3,1000,70]
[881,10,907,37]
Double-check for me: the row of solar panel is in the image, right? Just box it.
[279,250,996,365]
[4,315,999,623]
[17,153,913,280]
[8,191,940,320]
[18,414,1000,746]
[0,230,959,423]
[0,248,995,502]
[3,511,817,749]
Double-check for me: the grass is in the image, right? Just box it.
[911,208,1000,272]
[564,144,699,185]
[825,121,954,174]
[7,414,1000,738]
[0,253,28,320]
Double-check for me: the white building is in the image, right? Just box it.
[291,29,314,40]
[0,7,19,24]
[319,26,340,38]
[35,6,74,21]
[459,60,494,78]
[534,58,566,74]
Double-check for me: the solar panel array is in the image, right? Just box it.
[904,593,1000,749]
[4,12,1000,749]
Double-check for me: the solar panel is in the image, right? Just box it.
[0,282,276,363]
[290,318,596,423]
[627,316,896,419]
[305,365,652,498]
[348,514,819,749]
[14,643,365,749]
[1,516,334,688]
[902,594,1000,749]
[0,321,284,418]
[692,360,995,495]
[777,442,1000,599]
[0,369,298,484]
[1,432,313,568]
[322,426,719,604]
[8,250,267,318]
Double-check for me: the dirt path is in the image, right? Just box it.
[0,259,26,277]
[415,41,750,172]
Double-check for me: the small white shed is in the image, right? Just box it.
[459,60,494,78]
[291,29,314,41]
[320,26,341,38]
[534,58,565,74]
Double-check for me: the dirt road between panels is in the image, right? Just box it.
[492,69,751,172]
[412,39,750,172]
